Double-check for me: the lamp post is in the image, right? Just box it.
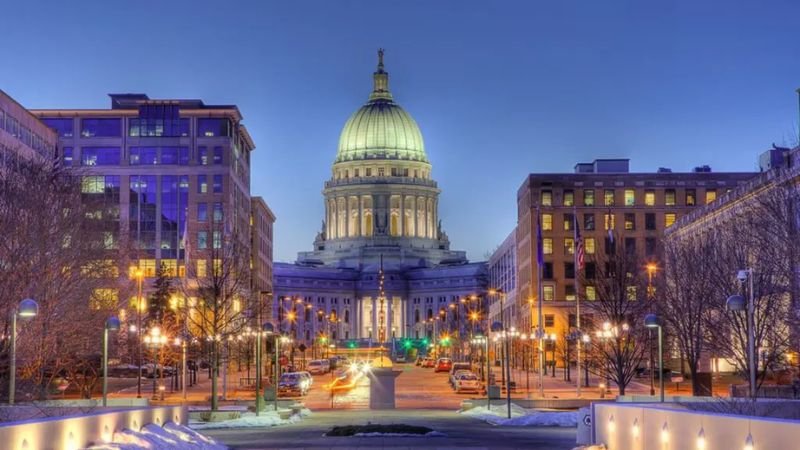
[491,321,513,419]
[255,322,273,415]
[102,316,121,407]
[727,268,756,399]
[143,326,168,401]
[130,268,145,399]
[646,263,657,396]
[644,313,664,402]
[8,298,38,405]
[471,335,490,410]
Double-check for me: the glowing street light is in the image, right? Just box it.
[102,316,121,406]
[8,298,38,405]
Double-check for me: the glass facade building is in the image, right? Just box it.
[30,93,264,307]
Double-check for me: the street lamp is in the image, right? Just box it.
[491,321,512,419]
[644,313,664,402]
[8,298,38,405]
[727,268,756,399]
[255,321,273,415]
[471,335,490,410]
[102,316,121,407]
[143,326,168,401]
[130,267,145,399]
[646,263,658,396]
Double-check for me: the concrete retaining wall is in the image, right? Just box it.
[593,402,800,450]
[0,406,186,450]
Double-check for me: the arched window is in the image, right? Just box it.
[344,309,350,323]
[414,309,420,324]
[427,308,433,320]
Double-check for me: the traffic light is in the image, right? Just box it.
[347,341,356,349]
[402,339,412,349]
[421,338,429,346]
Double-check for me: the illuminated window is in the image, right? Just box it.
[563,213,574,231]
[626,286,638,301]
[544,314,555,327]
[604,213,616,230]
[199,147,209,165]
[585,237,595,254]
[543,238,553,255]
[665,189,676,206]
[138,259,157,277]
[705,190,716,204]
[686,189,696,206]
[665,213,676,227]
[585,286,597,301]
[624,189,635,206]
[161,260,177,277]
[542,214,553,231]
[565,284,576,301]
[213,259,222,276]
[583,189,595,206]
[196,260,207,277]
[541,190,552,206]
[213,202,223,222]
[564,237,574,255]
[563,190,574,206]
[543,286,554,301]
[198,175,208,194]
[624,213,635,230]
[604,189,615,206]
[644,190,655,206]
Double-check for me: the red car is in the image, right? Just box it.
[434,358,453,372]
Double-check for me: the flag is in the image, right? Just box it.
[181,209,189,277]
[536,208,544,266]
[574,214,585,269]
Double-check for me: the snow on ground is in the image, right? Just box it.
[87,422,227,450]
[460,403,578,427]
[189,408,311,430]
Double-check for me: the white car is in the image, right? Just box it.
[455,373,481,393]
[308,360,329,375]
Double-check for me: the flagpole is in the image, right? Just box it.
[536,207,545,398]
[574,206,581,398]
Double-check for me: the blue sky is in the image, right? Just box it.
[2,0,799,261]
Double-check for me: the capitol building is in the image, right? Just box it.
[273,51,487,346]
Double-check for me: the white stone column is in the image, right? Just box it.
[399,195,404,237]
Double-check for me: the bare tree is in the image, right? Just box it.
[661,233,719,395]
[182,220,251,410]
[582,232,649,395]
[0,158,115,400]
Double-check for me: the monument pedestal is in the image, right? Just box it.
[368,367,402,409]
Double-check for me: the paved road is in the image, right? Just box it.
[202,409,577,449]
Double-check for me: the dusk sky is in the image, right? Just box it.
[3,0,799,262]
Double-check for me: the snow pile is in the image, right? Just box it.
[87,422,227,450]
[461,404,577,427]
[189,408,311,430]
[571,445,606,450]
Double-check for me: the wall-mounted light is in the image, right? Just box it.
[744,433,754,450]
[608,414,616,433]
[697,428,706,449]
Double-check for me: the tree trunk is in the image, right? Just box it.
[211,342,219,411]
[690,364,701,397]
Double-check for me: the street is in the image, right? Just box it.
[202,409,577,449]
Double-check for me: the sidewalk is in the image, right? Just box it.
[113,368,261,404]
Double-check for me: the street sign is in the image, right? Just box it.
[298,344,307,352]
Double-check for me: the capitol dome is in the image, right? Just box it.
[335,50,427,163]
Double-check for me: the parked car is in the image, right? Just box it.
[297,371,313,387]
[278,372,309,397]
[415,357,424,366]
[435,358,453,373]
[450,369,472,388]
[455,373,481,394]
[422,357,436,368]
[449,362,472,384]
[308,360,329,375]
[395,355,407,363]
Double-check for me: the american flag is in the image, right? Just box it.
[574,213,585,269]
